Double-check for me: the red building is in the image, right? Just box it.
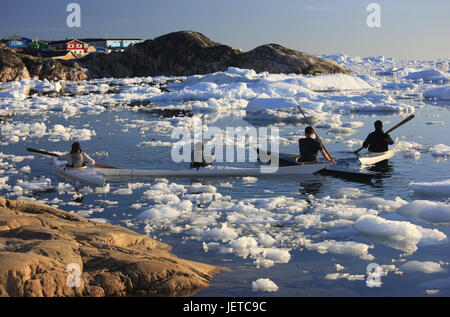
[65,39,89,54]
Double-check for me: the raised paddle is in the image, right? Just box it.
[296,105,336,164]
[26,147,118,169]
[353,114,415,154]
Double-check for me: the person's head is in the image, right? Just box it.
[305,126,314,137]
[194,142,204,152]
[374,120,383,130]
[71,142,81,154]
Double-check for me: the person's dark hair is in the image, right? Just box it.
[305,126,314,135]
[374,120,383,130]
[71,142,81,154]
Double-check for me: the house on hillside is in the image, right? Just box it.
[7,36,32,48]
[106,38,143,53]
[27,40,48,50]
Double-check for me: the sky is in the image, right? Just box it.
[0,0,449,60]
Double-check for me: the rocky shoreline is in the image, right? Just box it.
[0,197,225,297]
[1,30,349,83]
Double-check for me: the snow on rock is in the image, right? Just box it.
[396,200,450,225]
[409,180,450,197]
[252,278,279,292]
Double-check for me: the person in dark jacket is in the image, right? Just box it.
[298,127,335,164]
[57,142,95,168]
[362,120,394,152]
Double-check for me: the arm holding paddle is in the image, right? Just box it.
[296,104,336,165]
[353,115,414,154]
[27,147,117,169]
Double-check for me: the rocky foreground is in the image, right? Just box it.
[0,197,224,297]
[0,30,349,82]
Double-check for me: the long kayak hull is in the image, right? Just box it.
[358,149,395,166]
[95,163,329,178]
[256,148,376,180]
[53,158,105,186]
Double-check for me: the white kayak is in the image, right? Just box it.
[358,137,399,166]
[358,149,396,165]
[95,163,329,178]
[256,148,376,180]
[53,158,105,186]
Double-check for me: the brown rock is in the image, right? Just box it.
[0,197,225,297]
[80,30,349,78]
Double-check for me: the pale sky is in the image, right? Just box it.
[1,0,449,60]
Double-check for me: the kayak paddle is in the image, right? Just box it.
[353,114,415,154]
[26,147,118,169]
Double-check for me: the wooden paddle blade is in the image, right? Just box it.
[27,147,118,169]
[353,115,414,155]
[94,163,118,169]
[385,114,415,134]
[27,147,59,157]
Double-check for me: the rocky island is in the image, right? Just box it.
[1,30,349,83]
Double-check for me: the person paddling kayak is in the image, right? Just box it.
[298,127,335,164]
[362,120,394,153]
[190,142,214,170]
[57,142,95,168]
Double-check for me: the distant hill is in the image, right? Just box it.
[81,30,350,78]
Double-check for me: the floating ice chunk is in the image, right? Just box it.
[95,183,110,194]
[429,144,450,159]
[396,200,450,225]
[112,187,133,195]
[403,69,449,82]
[305,239,374,260]
[252,278,279,292]
[258,234,276,247]
[187,183,217,194]
[335,187,370,199]
[137,140,172,147]
[324,273,365,281]
[295,214,322,229]
[352,196,408,212]
[190,223,238,242]
[354,215,447,254]
[16,178,52,192]
[137,205,182,220]
[19,165,31,173]
[423,85,450,100]
[401,261,444,274]
[409,180,450,197]
[242,176,258,183]
[297,74,373,91]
